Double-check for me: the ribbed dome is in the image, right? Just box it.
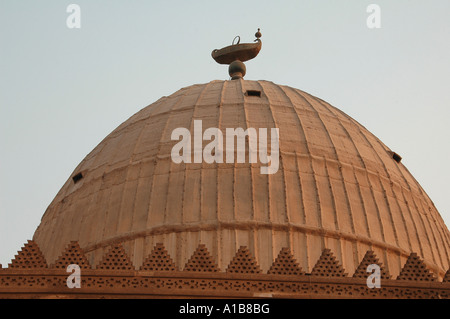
[33,80,450,278]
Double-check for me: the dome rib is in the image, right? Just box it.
[314,93,396,263]
[350,114,424,258]
[255,81,289,268]
[239,79,260,264]
[298,89,358,265]
[290,86,357,270]
[304,88,403,272]
[276,86,308,226]
[277,85,323,270]
[305,93,364,265]
[215,80,227,268]
[318,95,410,272]
[311,90,449,273]
[317,90,450,273]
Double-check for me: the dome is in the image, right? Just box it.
[33,79,450,278]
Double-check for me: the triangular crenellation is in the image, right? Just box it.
[443,269,450,283]
[353,250,390,279]
[51,241,91,269]
[96,244,134,270]
[9,240,47,269]
[268,247,304,275]
[397,253,436,281]
[184,244,219,272]
[141,243,177,271]
[311,248,347,277]
[226,246,261,274]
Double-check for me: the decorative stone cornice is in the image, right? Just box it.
[0,240,449,299]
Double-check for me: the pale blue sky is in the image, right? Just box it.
[1,0,450,265]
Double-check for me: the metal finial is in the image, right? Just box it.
[211,28,262,80]
[255,28,261,40]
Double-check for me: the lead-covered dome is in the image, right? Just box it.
[33,79,450,278]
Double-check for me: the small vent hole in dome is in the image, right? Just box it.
[391,152,402,163]
[72,172,83,184]
[246,90,261,97]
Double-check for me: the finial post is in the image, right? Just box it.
[229,61,246,80]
